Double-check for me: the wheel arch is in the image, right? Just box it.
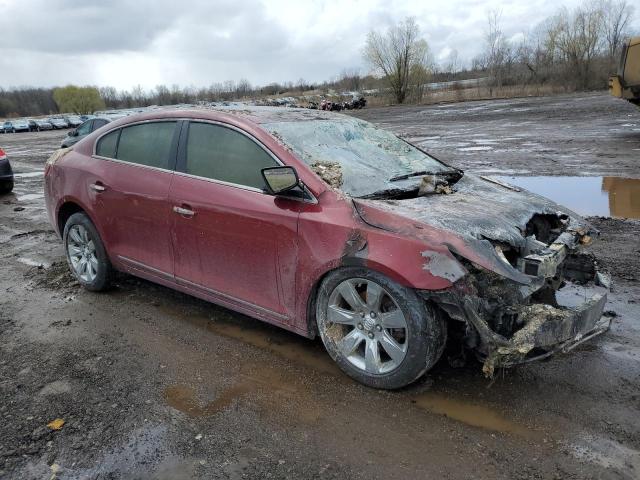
[303,261,421,339]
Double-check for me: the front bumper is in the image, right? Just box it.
[461,292,609,375]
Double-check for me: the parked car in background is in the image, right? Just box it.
[65,115,83,127]
[0,147,13,193]
[79,114,95,122]
[0,121,11,133]
[34,119,54,131]
[60,117,113,148]
[28,120,38,132]
[9,120,30,133]
[48,118,69,130]
[44,107,610,389]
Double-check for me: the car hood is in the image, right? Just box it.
[353,173,594,284]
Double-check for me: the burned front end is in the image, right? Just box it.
[422,212,610,376]
[353,171,612,376]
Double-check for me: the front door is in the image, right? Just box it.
[169,121,300,318]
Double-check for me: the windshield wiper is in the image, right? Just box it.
[389,170,464,183]
[389,170,435,182]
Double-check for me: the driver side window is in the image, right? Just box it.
[185,122,278,189]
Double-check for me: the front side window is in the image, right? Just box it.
[116,121,177,170]
[96,130,119,158]
[185,122,278,189]
[76,120,93,136]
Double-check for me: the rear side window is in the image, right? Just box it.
[186,122,277,189]
[116,122,177,170]
[96,130,119,158]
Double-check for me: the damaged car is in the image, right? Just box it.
[44,107,610,389]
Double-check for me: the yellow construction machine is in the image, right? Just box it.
[610,37,640,107]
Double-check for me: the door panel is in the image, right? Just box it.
[93,162,175,277]
[89,120,180,277]
[169,175,300,318]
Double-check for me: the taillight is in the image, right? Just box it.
[0,148,5,160]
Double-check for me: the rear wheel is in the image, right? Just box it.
[63,212,113,291]
[316,267,446,389]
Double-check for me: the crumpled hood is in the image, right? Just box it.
[353,173,594,285]
[359,173,590,247]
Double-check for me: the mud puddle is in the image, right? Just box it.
[154,302,342,376]
[411,393,538,438]
[490,176,640,219]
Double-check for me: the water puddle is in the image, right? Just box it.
[164,384,253,417]
[411,393,537,438]
[490,176,640,219]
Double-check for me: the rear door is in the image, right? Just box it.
[91,120,181,279]
[169,121,301,318]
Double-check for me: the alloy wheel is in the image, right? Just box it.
[67,224,99,283]
[325,278,408,375]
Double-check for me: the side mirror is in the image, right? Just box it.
[262,166,299,195]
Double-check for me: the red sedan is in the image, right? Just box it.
[44,107,609,388]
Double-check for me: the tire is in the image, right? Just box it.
[0,179,13,194]
[316,267,446,389]
[63,212,113,291]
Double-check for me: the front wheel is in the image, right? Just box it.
[63,212,113,291]
[316,267,446,389]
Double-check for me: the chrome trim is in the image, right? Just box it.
[173,170,266,194]
[177,276,289,320]
[117,255,173,280]
[90,155,175,175]
[90,183,105,192]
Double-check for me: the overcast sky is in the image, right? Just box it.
[0,0,637,91]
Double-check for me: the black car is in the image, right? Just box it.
[61,117,113,148]
[0,148,13,193]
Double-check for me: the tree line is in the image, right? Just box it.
[1,0,635,116]
[364,0,635,103]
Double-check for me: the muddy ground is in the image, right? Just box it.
[1,92,639,479]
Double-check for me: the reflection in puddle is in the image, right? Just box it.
[412,393,536,437]
[491,176,640,219]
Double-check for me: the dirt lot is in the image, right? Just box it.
[1,92,639,479]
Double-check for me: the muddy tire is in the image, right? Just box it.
[316,267,446,389]
[63,212,113,291]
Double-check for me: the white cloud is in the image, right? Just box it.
[0,0,637,90]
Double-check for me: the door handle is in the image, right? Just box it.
[173,205,195,217]
[90,182,106,192]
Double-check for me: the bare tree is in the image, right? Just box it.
[364,17,431,103]
[600,0,634,63]
[484,10,513,86]
[546,4,604,89]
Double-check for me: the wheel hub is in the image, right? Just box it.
[363,315,376,331]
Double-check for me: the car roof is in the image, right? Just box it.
[105,106,341,129]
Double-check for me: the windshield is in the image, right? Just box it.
[263,117,455,197]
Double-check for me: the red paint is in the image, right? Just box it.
[45,109,462,338]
